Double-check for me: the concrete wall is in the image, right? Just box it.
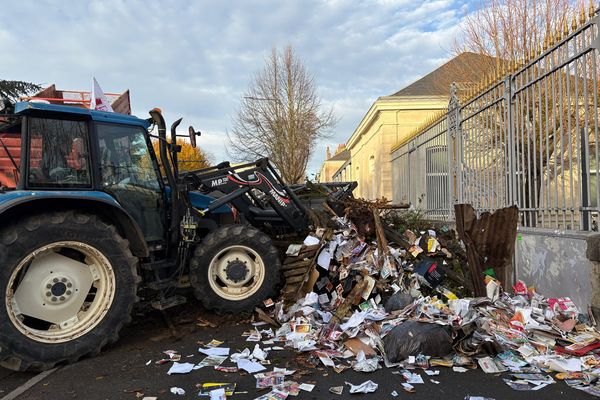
[515,228,600,315]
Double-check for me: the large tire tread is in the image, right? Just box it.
[0,210,139,372]
[189,225,280,314]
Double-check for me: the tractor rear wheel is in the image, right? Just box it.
[189,225,280,313]
[0,211,139,371]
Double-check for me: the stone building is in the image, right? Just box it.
[330,52,494,200]
[317,144,350,182]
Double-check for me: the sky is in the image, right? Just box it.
[0,0,477,177]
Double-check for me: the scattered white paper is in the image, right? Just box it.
[317,249,332,270]
[547,357,582,372]
[317,310,333,323]
[345,380,378,394]
[303,235,320,246]
[237,358,266,373]
[391,390,399,397]
[302,292,319,306]
[301,306,315,316]
[318,293,330,305]
[299,383,315,392]
[297,339,317,351]
[167,362,195,375]
[170,387,186,396]
[340,310,367,331]
[453,366,469,373]
[199,347,230,356]
[318,353,336,367]
[195,355,227,369]
[273,367,297,376]
[286,244,303,256]
[478,357,507,373]
[209,388,226,400]
[424,370,440,376]
[145,360,152,366]
[401,383,415,391]
[230,348,251,362]
[252,344,268,361]
[402,371,424,384]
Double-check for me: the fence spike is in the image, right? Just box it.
[563,18,569,37]
[580,5,587,24]
[590,0,595,18]
[572,14,578,31]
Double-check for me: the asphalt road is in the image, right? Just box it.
[0,301,595,400]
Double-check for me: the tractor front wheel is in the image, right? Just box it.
[189,225,280,313]
[0,211,139,371]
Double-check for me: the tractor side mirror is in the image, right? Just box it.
[188,126,201,148]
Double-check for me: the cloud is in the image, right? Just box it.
[0,0,470,176]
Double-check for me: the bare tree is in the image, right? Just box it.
[453,0,581,65]
[453,0,599,227]
[228,46,336,184]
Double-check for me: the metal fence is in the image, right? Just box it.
[392,115,450,220]
[393,9,600,231]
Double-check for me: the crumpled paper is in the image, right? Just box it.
[345,380,379,393]
[352,350,381,372]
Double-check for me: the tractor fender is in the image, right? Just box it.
[0,191,148,257]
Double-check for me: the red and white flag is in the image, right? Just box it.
[90,77,114,112]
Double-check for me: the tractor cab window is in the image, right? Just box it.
[27,117,91,188]
[97,123,165,242]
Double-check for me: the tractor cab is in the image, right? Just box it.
[0,102,169,243]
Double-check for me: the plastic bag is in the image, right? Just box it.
[383,320,453,363]
[384,292,414,313]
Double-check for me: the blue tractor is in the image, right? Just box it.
[0,102,316,371]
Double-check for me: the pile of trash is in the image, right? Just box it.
[250,203,600,398]
[152,201,600,399]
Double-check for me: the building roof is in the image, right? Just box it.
[326,148,350,162]
[332,157,352,179]
[390,52,496,97]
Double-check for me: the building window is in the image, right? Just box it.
[426,146,448,213]
[369,155,376,198]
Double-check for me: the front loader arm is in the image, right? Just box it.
[184,158,309,232]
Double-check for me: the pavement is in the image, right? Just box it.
[0,300,596,400]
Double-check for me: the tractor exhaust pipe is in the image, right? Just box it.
[149,108,180,241]
[170,118,182,176]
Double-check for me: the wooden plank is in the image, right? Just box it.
[283,267,311,278]
[282,259,313,270]
[285,274,307,284]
